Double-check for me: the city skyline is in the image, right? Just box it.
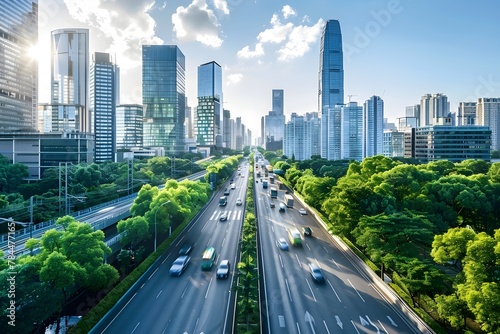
[35,0,500,136]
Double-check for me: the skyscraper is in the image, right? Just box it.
[116,104,143,150]
[364,96,384,158]
[142,45,186,154]
[341,102,363,161]
[195,61,222,149]
[51,28,90,133]
[90,52,117,162]
[319,19,344,159]
[477,98,500,151]
[272,89,284,115]
[420,93,450,127]
[0,0,38,131]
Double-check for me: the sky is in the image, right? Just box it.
[36,0,500,137]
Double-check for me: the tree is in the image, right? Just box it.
[435,293,471,329]
[431,227,476,268]
[117,216,150,249]
[130,184,158,217]
[40,251,80,301]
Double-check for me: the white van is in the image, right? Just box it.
[279,203,286,212]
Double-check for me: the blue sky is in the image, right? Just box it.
[37,0,500,137]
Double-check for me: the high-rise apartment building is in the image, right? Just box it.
[477,98,500,151]
[223,109,231,148]
[319,19,344,159]
[51,28,90,133]
[195,61,222,149]
[284,112,320,161]
[341,102,363,161]
[116,104,143,150]
[0,0,38,132]
[457,102,477,126]
[142,45,185,154]
[420,93,450,127]
[272,89,284,115]
[90,52,117,162]
[364,96,384,158]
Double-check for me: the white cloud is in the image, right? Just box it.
[282,5,296,19]
[172,0,223,47]
[277,19,324,61]
[226,73,243,85]
[257,14,293,44]
[213,0,230,15]
[63,0,163,71]
[237,42,264,59]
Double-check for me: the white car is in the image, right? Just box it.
[299,208,307,215]
[236,198,242,206]
[219,212,228,221]
[231,183,236,189]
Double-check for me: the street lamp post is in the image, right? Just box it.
[154,200,171,252]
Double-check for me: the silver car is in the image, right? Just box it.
[216,259,230,279]
[169,255,190,276]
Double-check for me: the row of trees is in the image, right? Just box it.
[0,216,119,334]
[0,154,203,229]
[275,154,500,332]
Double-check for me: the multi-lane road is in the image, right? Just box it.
[92,164,250,333]
[255,169,432,333]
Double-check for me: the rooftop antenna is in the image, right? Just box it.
[347,94,357,102]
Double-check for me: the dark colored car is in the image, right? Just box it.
[309,263,325,283]
[270,202,275,208]
[216,259,230,279]
[179,243,193,255]
[219,212,228,221]
[169,255,190,276]
[224,188,230,196]
[302,226,312,237]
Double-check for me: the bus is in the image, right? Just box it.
[288,228,302,246]
[270,186,278,198]
[201,247,217,270]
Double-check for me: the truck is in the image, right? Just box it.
[270,187,278,199]
[284,194,294,208]
[219,196,227,206]
[262,180,268,189]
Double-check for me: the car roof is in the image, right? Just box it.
[176,255,189,261]
[220,259,229,265]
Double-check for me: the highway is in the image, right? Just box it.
[94,162,250,333]
[255,168,431,333]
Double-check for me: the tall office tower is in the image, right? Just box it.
[90,52,117,162]
[0,0,38,131]
[195,61,222,150]
[223,109,231,148]
[319,19,344,159]
[260,116,265,147]
[272,89,284,115]
[264,112,285,151]
[363,96,384,158]
[420,93,450,127]
[116,104,143,149]
[235,117,243,150]
[341,102,364,161]
[185,97,193,139]
[229,118,236,149]
[51,28,90,133]
[457,102,477,126]
[142,45,185,154]
[477,98,500,151]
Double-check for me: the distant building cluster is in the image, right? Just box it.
[0,4,494,180]
[261,19,492,163]
[0,1,251,180]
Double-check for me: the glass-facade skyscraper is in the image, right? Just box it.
[90,52,117,163]
[0,0,38,131]
[319,19,344,159]
[363,95,384,158]
[196,61,222,148]
[51,28,90,133]
[142,45,186,154]
[272,89,284,115]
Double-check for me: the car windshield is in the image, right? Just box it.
[220,263,228,269]
[174,258,185,264]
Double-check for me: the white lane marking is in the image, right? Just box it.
[156,290,162,298]
[379,319,389,333]
[131,322,140,333]
[306,279,317,302]
[295,254,301,267]
[327,279,342,302]
[351,320,361,333]
[347,279,365,302]
[279,254,284,268]
[324,319,332,333]
[205,278,213,299]
[285,278,293,302]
